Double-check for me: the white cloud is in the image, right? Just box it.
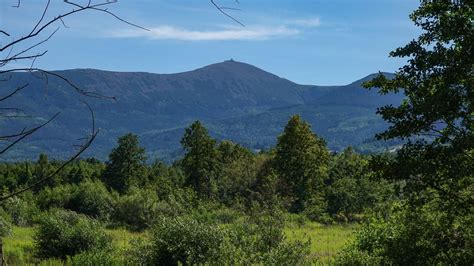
[287,18,321,27]
[109,25,299,41]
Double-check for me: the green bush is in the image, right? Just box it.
[336,201,474,265]
[0,208,12,237]
[34,210,111,259]
[148,216,224,265]
[66,179,115,220]
[113,187,160,231]
[36,180,115,221]
[36,184,73,210]
[2,193,40,226]
[223,213,312,265]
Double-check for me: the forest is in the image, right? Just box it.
[0,0,473,265]
[0,116,391,264]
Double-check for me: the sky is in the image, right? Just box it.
[1,0,420,85]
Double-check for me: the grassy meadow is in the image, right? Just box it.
[3,224,354,265]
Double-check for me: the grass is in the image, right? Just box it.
[285,222,356,264]
[3,227,36,265]
[3,223,354,265]
[2,227,143,265]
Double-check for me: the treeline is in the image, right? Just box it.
[0,115,392,264]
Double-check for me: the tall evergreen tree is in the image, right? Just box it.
[274,115,330,212]
[180,121,218,198]
[102,133,147,193]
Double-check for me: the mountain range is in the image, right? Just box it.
[0,60,402,162]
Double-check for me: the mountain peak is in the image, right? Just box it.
[190,60,289,83]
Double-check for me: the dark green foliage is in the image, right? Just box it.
[274,115,330,212]
[113,187,160,231]
[223,210,312,264]
[102,133,147,193]
[66,179,115,220]
[343,1,474,264]
[216,141,261,205]
[181,121,219,198]
[325,148,391,221]
[34,210,111,259]
[338,201,474,265]
[148,216,224,265]
[36,179,115,220]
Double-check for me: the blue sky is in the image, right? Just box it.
[1,0,420,85]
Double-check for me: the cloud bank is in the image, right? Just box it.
[109,25,300,41]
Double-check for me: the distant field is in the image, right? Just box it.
[3,224,355,265]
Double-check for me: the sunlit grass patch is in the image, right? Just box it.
[285,222,356,264]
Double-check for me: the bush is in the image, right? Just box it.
[34,210,111,259]
[0,208,12,237]
[66,179,115,220]
[113,187,160,231]
[223,212,313,265]
[1,193,40,226]
[148,216,224,265]
[336,201,474,265]
[36,184,73,210]
[36,180,115,221]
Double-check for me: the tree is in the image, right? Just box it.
[274,115,329,213]
[102,133,147,193]
[180,121,219,199]
[342,0,474,263]
[365,0,473,207]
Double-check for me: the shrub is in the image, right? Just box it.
[223,213,313,265]
[336,201,474,265]
[36,184,73,210]
[0,208,12,237]
[113,187,160,231]
[1,193,40,226]
[34,210,111,259]
[36,180,115,221]
[65,179,115,220]
[149,216,224,265]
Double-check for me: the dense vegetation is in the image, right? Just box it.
[0,115,391,264]
[1,1,472,265]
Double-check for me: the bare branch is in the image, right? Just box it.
[0,112,60,155]
[210,0,244,27]
[29,0,51,36]
[0,30,10,37]
[0,0,148,53]
[0,83,28,102]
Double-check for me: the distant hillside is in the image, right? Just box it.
[0,60,403,162]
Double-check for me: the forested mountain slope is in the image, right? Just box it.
[0,60,402,161]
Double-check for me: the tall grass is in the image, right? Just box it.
[4,223,354,265]
[284,222,356,264]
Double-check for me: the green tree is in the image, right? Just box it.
[274,115,329,213]
[342,1,474,264]
[364,0,473,206]
[180,121,218,198]
[326,148,391,221]
[102,133,147,193]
